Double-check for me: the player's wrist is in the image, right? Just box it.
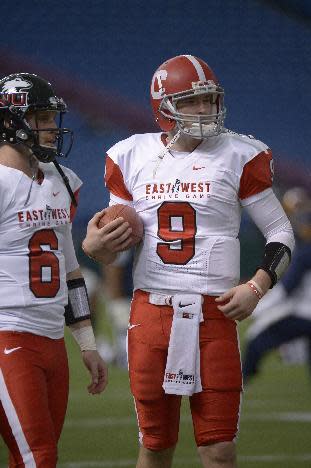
[246,280,264,300]
[82,239,116,264]
[71,325,97,351]
[82,239,98,261]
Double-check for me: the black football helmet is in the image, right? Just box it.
[0,73,73,163]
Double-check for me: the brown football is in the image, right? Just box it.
[98,204,144,248]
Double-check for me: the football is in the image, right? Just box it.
[98,204,144,248]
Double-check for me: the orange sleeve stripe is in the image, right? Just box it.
[239,150,273,200]
[105,155,133,201]
[70,189,80,222]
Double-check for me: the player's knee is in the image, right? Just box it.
[139,445,176,466]
[198,441,236,464]
[142,435,177,451]
[35,447,58,468]
[8,446,57,468]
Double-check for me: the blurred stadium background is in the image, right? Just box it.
[0,0,310,466]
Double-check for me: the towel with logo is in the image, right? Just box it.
[163,294,203,396]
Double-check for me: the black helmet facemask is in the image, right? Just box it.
[14,109,73,163]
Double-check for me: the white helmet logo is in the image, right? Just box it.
[151,70,168,99]
[49,96,58,105]
[2,78,33,93]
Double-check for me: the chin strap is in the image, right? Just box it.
[53,158,77,207]
[153,130,181,178]
[24,155,38,207]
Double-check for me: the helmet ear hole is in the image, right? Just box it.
[15,129,28,141]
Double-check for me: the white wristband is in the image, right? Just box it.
[71,326,97,351]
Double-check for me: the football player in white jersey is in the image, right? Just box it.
[0,73,108,468]
[83,55,295,468]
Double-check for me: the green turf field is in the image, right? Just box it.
[1,330,311,468]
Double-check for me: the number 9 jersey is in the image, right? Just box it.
[0,163,82,339]
[105,131,273,296]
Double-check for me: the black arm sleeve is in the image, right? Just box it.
[258,242,291,287]
[64,278,91,326]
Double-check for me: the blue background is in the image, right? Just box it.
[0,0,310,230]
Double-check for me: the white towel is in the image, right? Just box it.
[163,294,203,396]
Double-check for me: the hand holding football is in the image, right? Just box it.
[98,204,143,248]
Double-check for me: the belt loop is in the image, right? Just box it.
[165,296,173,306]
[149,293,173,306]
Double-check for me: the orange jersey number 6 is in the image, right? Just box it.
[28,229,60,298]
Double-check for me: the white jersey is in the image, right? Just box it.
[105,131,273,295]
[0,162,82,339]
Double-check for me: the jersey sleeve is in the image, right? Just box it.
[239,149,273,200]
[63,224,79,274]
[0,179,7,222]
[243,188,295,252]
[0,169,20,222]
[70,189,80,221]
[60,165,83,192]
[60,165,83,221]
[105,154,133,203]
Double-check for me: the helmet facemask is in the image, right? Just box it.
[158,82,226,139]
[23,109,73,163]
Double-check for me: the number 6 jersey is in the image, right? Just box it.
[105,131,273,296]
[0,163,81,339]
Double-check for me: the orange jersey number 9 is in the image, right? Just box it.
[156,201,197,265]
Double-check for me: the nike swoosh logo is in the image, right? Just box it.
[53,191,60,197]
[4,347,22,355]
[128,324,141,330]
[178,303,193,308]
[193,166,205,171]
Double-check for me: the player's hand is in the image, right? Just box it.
[83,210,132,261]
[215,283,260,321]
[82,350,108,395]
